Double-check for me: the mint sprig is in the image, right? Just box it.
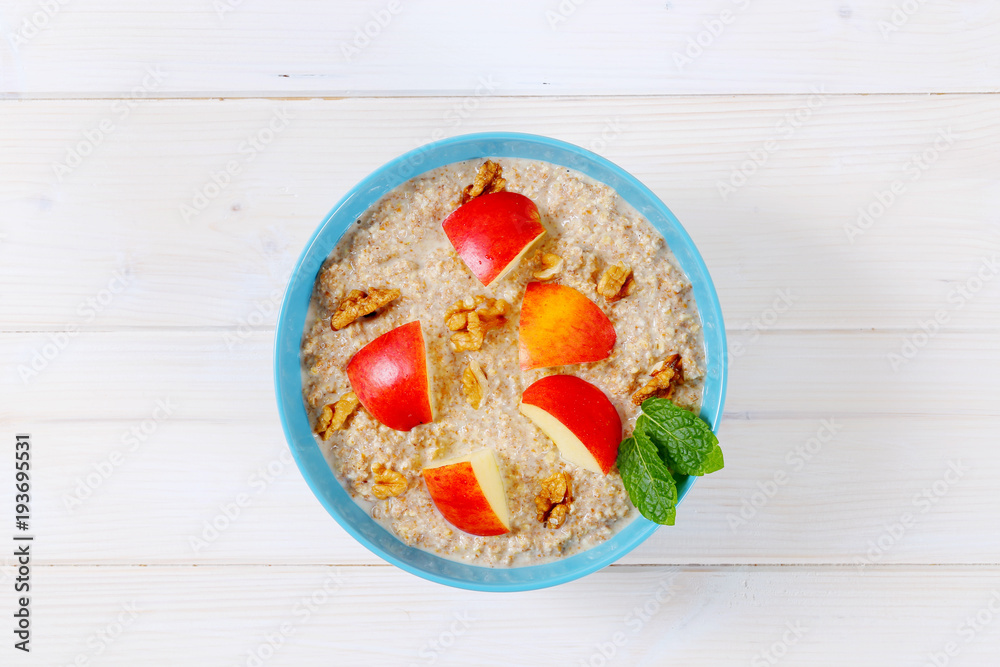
[616,398,723,525]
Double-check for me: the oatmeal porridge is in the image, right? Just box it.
[300,158,705,567]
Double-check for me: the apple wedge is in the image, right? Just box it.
[346,321,434,432]
[422,449,511,536]
[442,191,545,288]
[519,375,623,475]
[518,282,616,370]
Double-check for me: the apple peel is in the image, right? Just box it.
[520,374,623,475]
[422,449,511,537]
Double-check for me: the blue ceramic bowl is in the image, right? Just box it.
[274,132,727,591]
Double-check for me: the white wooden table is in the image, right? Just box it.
[3,2,1000,665]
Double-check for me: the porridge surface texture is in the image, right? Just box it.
[301,158,705,566]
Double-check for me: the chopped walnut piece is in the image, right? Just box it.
[445,312,467,331]
[445,296,510,352]
[622,276,636,297]
[445,295,484,331]
[330,288,401,330]
[535,472,573,528]
[631,354,685,406]
[371,463,407,500]
[451,312,485,352]
[315,392,360,439]
[548,503,569,529]
[316,406,333,435]
[462,360,488,409]
[597,263,635,302]
[533,252,564,280]
[459,160,507,205]
[476,297,509,322]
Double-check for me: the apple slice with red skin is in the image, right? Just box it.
[346,321,434,432]
[442,191,545,288]
[518,282,617,370]
[519,375,623,475]
[422,449,511,536]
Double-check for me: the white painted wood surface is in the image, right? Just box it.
[2,2,1000,665]
[2,1,1000,95]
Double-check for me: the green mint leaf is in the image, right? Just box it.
[639,398,723,476]
[617,432,677,525]
[700,443,725,475]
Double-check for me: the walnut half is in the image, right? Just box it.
[330,288,400,330]
[533,252,564,281]
[597,263,635,302]
[315,392,360,439]
[535,472,573,529]
[459,160,506,205]
[631,354,684,406]
[371,463,407,500]
[445,296,510,352]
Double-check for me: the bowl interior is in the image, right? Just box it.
[274,132,727,591]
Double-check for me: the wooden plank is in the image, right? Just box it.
[2,1,999,96]
[11,412,1000,566]
[1,95,998,330]
[2,565,999,666]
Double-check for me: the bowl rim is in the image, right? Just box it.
[274,131,727,591]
